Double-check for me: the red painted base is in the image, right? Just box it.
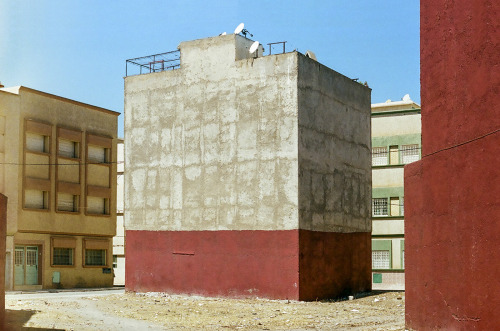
[299,230,372,300]
[125,229,371,300]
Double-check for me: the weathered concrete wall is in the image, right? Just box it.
[405,0,500,329]
[125,34,299,232]
[0,194,6,328]
[125,34,371,300]
[296,54,371,299]
[297,53,371,233]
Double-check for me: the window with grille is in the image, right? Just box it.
[85,249,106,266]
[15,249,24,265]
[26,132,49,153]
[372,147,388,166]
[57,193,79,212]
[59,139,79,158]
[26,247,37,266]
[88,145,109,163]
[401,144,420,164]
[372,250,391,269]
[25,190,49,209]
[53,248,73,266]
[372,198,388,216]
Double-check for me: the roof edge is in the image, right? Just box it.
[9,86,120,116]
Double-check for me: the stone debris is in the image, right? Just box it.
[6,291,406,330]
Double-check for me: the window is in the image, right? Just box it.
[26,132,49,153]
[401,144,420,164]
[401,197,404,216]
[85,249,106,266]
[87,196,109,215]
[53,248,74,266]
[113,255,118,269]
[57,193,79,212]
[59,139,79,158]
[372,147,388,166]
[372,250,391,269]
[51,237,76,267]
[372,198,388,216]
[88,145,110,163]
[24,190,49,209]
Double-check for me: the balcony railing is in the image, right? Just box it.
[125,50,180,77]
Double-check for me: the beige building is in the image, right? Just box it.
[371,95,421,290]
[0,85,119,290]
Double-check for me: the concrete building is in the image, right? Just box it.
[124,34,372,300]
[370,96,421,290]
[0,85,119,290]
[0,194,6,328]
[405,0,499,329]
[113,139,125,285]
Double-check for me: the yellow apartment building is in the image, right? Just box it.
[0,85,119,290]
[371,95,421,290]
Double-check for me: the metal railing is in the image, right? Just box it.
[267,41,287,55]
[125,50,180,77]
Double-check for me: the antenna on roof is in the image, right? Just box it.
[402,94,411,102]
[241,29,253,38]
[234,23,253,38]
[234,23,244,34]
[249,41,260,57]
[219,32,227,36]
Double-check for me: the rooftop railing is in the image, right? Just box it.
[125,50,180,77]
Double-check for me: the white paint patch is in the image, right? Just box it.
[185,166,201,181]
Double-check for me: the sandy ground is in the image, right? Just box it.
[5,290,405,330]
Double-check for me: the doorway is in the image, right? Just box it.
[15,246,39,286]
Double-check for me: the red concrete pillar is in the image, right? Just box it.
[0,194,7,328]
[405,0,500,329]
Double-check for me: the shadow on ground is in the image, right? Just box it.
[5,309,64,330]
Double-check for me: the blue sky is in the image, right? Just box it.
[0,0,420,137]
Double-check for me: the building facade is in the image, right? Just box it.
[405,0,500,329]
[124,34,372,300]
[113,139,125,285]
[0,86,119,290]
[370,97,421,290]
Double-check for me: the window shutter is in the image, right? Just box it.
[52,237,77,249]
[87,196,105,214]
[59,139,76,158]
[25,190,44,209]
[26,133,45,153]
[58,193,75,212]
[88,145,105,163]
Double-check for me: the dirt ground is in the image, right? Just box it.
[5,290,405,330]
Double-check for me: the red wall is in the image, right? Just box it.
[298,230,371,301]
[126,229,372,301]
[405,0,500,329]
[126,230,301,300]
[0,194,6,328]
[420,0,500,155]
